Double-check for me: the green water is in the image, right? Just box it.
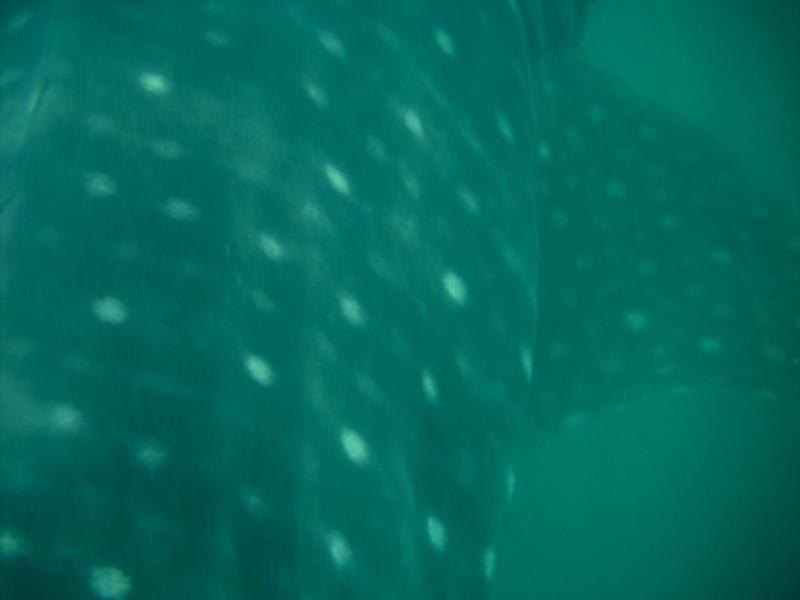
[497,2,800,597]
[497,391,800,598]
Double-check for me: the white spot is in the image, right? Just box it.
[457,185,480,215]
[326,531,353,568]
[520,345,534,382]
[151,139,184,160]
[538,141,552,162]
[623,310,649,333]
[563,411,589,431]
[133,439,167,471]
[258,233,286,262]
[483,546,496,580]
[390,213,419,246]
[92,297,129,324]
[252,290,276,313]
[85,173,118,197]
[442,271,468,305]
[698,336,722,354]
[89,566,131,600]
[240,486,266,518]
[659,214,679,230]
[244,354,275,387]
[506,467,516,501]
[163,198,199,221]
[495,113,515,144]
[0,531,24,558]
[302,78,328,108]
[137,72,171,95]
[426,515,447,551]
[421,369,439,404]
[461,123,485,154]
[49,403,83,434]
[711,248,734,266]
[365,135,387,161]
[204,30,232,47]
[324,163,351,196]
[317,30,346,59]
[338,292,366,327]
[604,179,627,199]
[401,108,425,142]
[300,201,331,231]
[340,428,369,466]
[455,351,471,380]
[433,28,455,56]
[315,330,338,362]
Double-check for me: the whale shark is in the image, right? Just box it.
[1,1,798,599]
[531,57,800,433]
[1,2,540,599]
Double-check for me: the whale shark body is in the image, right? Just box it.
[532,59,800,432]
[1,1,798,599]
[2,2,539,598]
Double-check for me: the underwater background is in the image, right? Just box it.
[497,1,800,598]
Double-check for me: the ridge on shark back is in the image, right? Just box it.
[1,1,798,599]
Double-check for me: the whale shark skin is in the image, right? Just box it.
[2,1,799,599]
[531,59,800,432]
[0,2,541,599]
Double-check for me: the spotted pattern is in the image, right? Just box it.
[4,2,793,597]
[533,61,800,430]
[0,2,539,599]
